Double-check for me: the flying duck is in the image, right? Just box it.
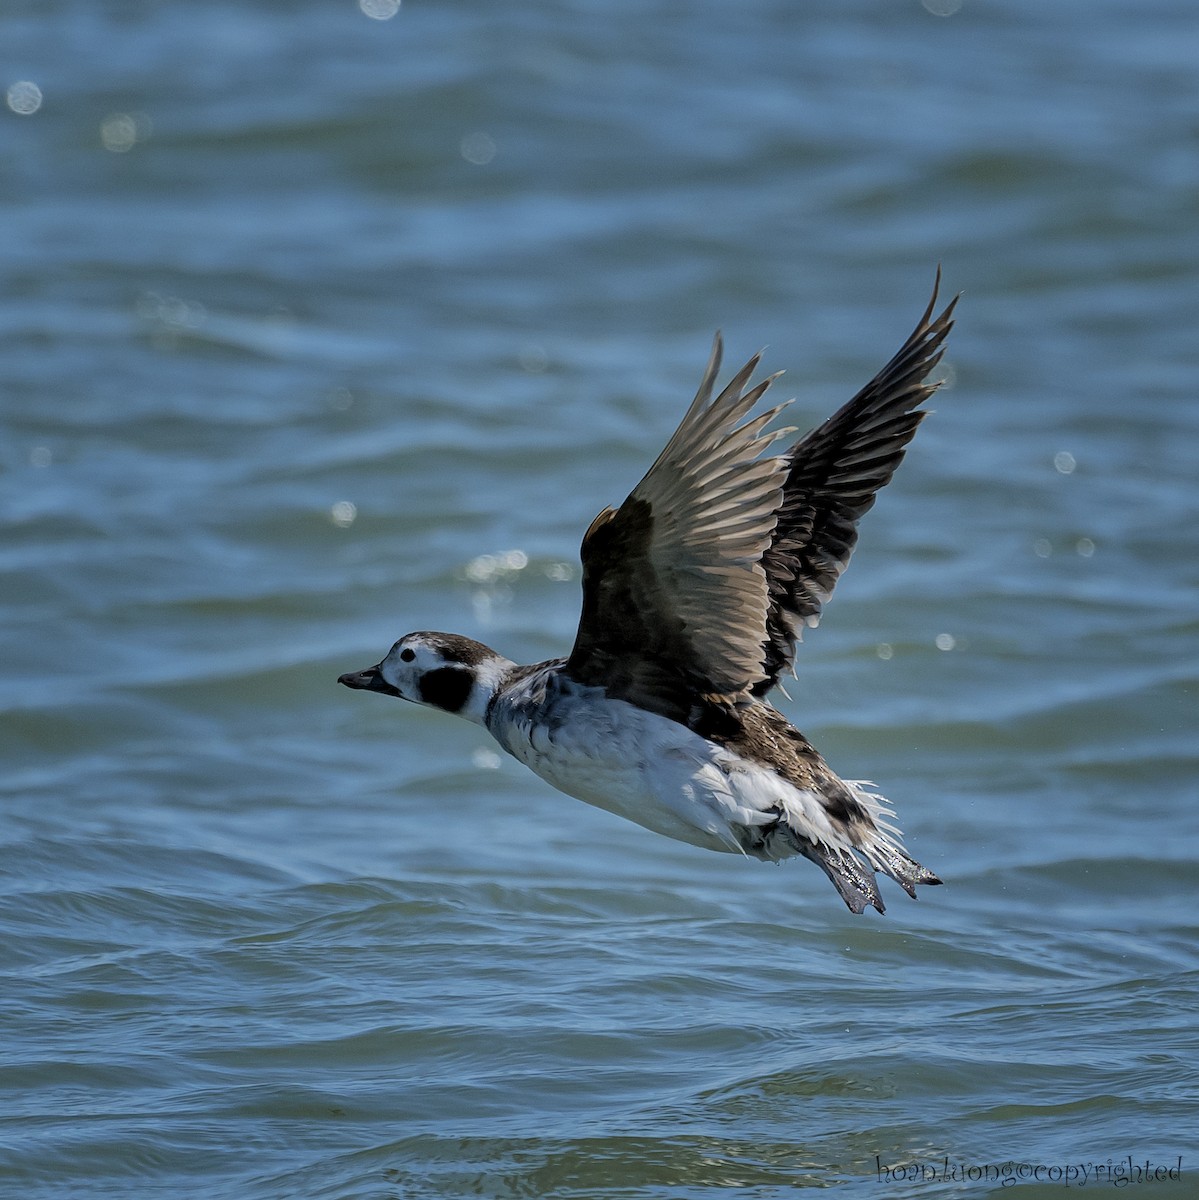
[340,274,957,913]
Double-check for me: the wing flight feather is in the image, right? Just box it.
[755,271,958,692]
[566,336,790,715]
[566,273,958,717]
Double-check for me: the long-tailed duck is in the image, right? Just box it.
[340,274,957,913]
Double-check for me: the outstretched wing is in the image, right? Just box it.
[565,337,790,721]
[754,271,958,694]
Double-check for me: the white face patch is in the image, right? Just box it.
[375,632,513,725]
[378,636,448,701]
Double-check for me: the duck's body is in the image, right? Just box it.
[341,275,958,914]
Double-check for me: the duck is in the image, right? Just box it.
[340,273,957,913]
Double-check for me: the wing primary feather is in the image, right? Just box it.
[753,271,958,694]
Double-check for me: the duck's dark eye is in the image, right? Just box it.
[399,647,416,663]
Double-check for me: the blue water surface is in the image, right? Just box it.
[2,1,1197,1197]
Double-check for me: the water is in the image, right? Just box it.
[2,1,1197,1196]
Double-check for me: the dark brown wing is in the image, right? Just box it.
[565,335,790,720]
[754,271,958,695]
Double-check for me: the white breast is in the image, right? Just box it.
[486,668,803,854]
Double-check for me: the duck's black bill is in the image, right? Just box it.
[337,665,402,698]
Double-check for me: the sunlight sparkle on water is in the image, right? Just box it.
[466,550,529,626]
[460,132,497,165]
[6,81,42,114]
[100,112,151,153]
[137,292,207,332]
[465,549,528,584]
[331,501,358,528]
[359,0,400,20]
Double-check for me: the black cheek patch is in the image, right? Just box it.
[419,667,474,713]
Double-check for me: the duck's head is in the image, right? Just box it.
[338,631,512,726]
